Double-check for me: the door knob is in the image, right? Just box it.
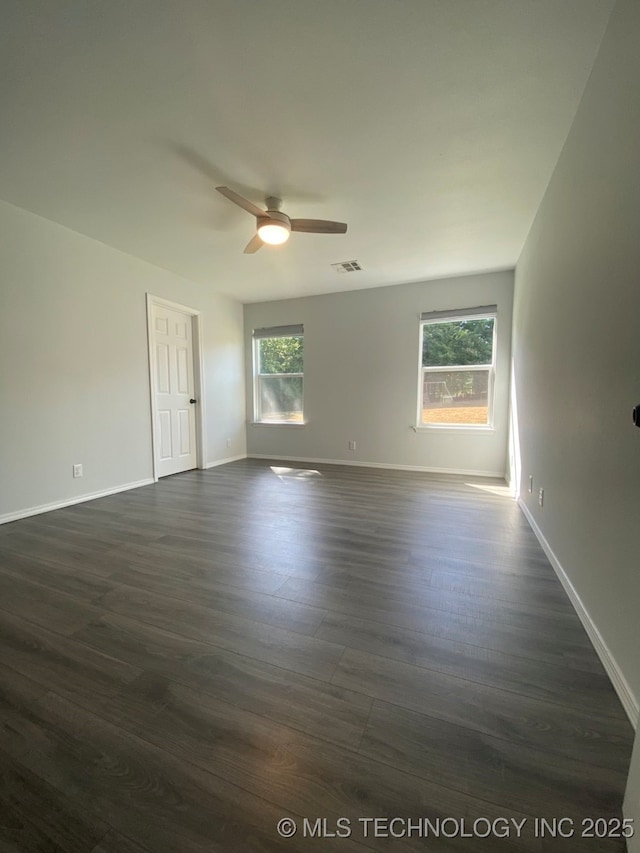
[189,398,197,404]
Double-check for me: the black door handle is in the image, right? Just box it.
[189,398,197,404]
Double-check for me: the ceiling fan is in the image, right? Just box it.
[216,186,347,253]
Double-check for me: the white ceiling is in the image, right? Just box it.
[0,0,614,303]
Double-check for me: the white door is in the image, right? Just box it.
[151,304,198,477]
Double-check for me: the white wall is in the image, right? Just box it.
[244,271,513,477]
[0,199,246,521]
[624,730,640,851]
[511,0,640,722]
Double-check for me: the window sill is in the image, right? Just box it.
[415,425,495,434]
[250,421,306,427]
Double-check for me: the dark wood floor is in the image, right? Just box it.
[0,459,633,852]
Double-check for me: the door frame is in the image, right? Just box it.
[146,293,207,481]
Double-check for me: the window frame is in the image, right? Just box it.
[416,310,497,431]
[252,330,305,425]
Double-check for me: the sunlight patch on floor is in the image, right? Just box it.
[270,466,322,481]
[466,482,514,498]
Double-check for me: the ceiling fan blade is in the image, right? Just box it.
[216,186,268,219]
[290,219,348,234]
[243,234,264,254]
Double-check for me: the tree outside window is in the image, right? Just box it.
[420,316,496,426]
[254,333,303,423]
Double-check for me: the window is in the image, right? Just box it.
[253,324,304,423]
[419,306,496,427]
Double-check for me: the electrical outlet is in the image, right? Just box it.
[348,440,356,451]
[73,464,83,478]
[226,438,232,449]
[538,487,544,508]
[528,475,534,494]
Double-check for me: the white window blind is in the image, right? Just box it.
[252,324,304,340]
[420,305,497,322]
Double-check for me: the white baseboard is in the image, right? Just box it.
[248,453,504,479]
[0,458,250,524]
[204,453,247,469]
[519,499,638,729]
[0,478,155,526]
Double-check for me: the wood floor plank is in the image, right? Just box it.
[0,550,113,603]
[0,663,48,722]
[276,576,599,672]
[96,584,342,679]
[72,612,371,749]
[10,510,165,549]
[91,829,150,853]
[0,610,141,715]
[0,459,632,852]
[102,569,321,637]
[419,544,555,572]
[0,801,62,852]
[0,692,373,853]
[317,613,624,719]
[328,645,628,769]
[104,548,289,595]
[304,569,589,639]
[108,536,324,581]
[359,700,628,827]
[0,571,101,637]
[318,562,572,612]
[150,532,327,580]
[0,523,110,554]
[0,534,122,579]
[99,674,543,853]
[0,749,108,853]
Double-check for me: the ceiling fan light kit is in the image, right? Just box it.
[216,185,347,253]
[257,212,291,245]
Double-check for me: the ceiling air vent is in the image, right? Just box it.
[331,260,363,274]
